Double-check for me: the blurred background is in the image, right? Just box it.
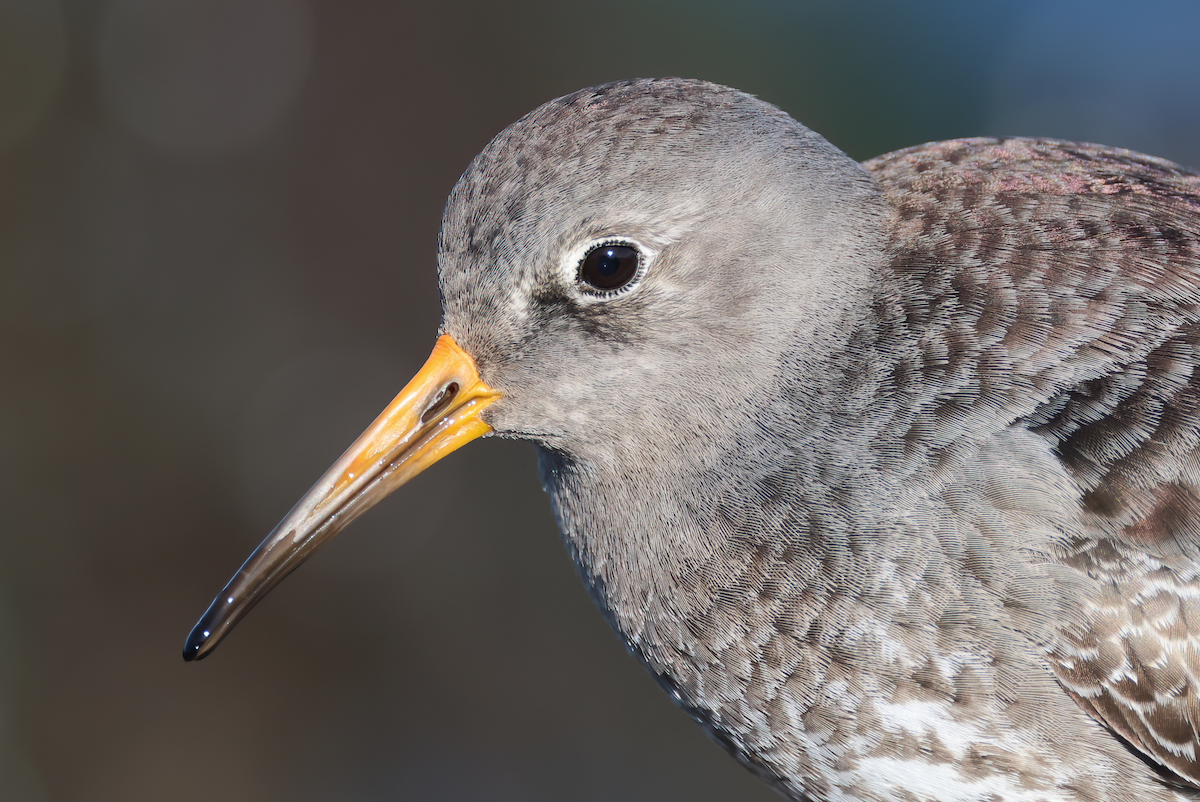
[3,0,1200,799]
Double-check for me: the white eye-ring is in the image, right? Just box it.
[568,237,654,299]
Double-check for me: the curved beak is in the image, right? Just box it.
[183,334,499,661]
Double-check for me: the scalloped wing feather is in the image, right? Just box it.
[867,138,1200,787]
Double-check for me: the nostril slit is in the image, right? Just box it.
[421,382,459,424]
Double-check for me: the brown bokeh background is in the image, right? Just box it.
[3,1,1199,799]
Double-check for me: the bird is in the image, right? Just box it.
[184,78,1200,801]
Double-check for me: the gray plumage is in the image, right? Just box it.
[439,79,1200,801]
[186,77,1200,801]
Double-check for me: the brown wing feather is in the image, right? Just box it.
[868,138,1200,787]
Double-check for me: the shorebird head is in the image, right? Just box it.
[183,78,888,660]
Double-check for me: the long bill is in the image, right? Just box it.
[183,334,500,661]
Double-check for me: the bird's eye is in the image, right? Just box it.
[578,242,641,293]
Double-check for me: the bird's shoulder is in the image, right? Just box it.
[864,136,1200,207]
[863,137,1200,303]
[861,137,1200,552]
[863,137,1200,789]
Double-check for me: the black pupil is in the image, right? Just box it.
[580,244,639,291]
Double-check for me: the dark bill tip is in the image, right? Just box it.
[180,534,306,662]
[183,598,230,661]
[183,623,212,662]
